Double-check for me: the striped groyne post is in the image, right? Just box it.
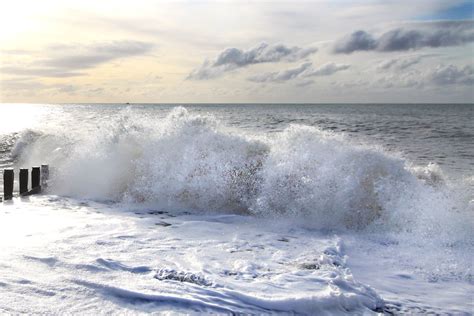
[3,168,14,200]
[31,166,41,190]
[41,164,49,189]
[19,168,29,195]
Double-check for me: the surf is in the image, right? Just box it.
[9,107,470,236]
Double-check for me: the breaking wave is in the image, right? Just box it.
[13,107,473,238]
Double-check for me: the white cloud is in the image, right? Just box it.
[430,64,474,85]
[304,62,351,76]
[376,54,436,71]
[248,62,350,83]
[1,40,155,78]
[187,43,317,80]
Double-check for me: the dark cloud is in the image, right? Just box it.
[430,64,474,85]
[333,30,377,54]
[187,43,317,80]
[333,21,474,53]
[1,40,154,78]
[248,62,349,83]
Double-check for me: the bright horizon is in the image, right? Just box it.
[1,0,473,104]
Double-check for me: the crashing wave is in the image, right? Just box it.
[14,107,473,237]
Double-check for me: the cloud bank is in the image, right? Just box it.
[376,54,437,71]
[343,63,473,90]
[248,62,350,83]
[333,21,474,53]
[1,40,154,78]
[187,43,317,80]
[430,64,474,86]
[43,41,154,69]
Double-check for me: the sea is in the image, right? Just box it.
[0,103,472,314]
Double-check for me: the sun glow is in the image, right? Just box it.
[0,1,56,42]
[0,198,77,249]
[0,104,50,134]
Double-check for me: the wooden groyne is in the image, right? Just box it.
[1,165,49,202]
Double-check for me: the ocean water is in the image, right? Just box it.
[0,103,473,314]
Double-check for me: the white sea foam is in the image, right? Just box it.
[4,106,473,314]
[14,107,473,236]
[0,198,389,314]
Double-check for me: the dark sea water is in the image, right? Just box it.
[191,103,474,178]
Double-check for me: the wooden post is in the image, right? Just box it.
[3,168,14,200]
[41,164,49,189]
[31,166,41,190]
[19,168,29,195]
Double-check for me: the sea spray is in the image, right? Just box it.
[12,107,473,239]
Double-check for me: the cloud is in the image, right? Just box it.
[55,84,78,93]
[187,42,317,80]
[376,54,436,71]
[43,41,154,69]
[333,30,377,54]
[304,62,351,76]
[378,64,474,89]
[377,58,421,71]
[248,62,312,83]
[0,78,47,90]
[1,40,155,78]
[0,76,108,97]
[0,66,85,78]
[0,78,70,95]
[295,79,314,87]
[430,64,474,85]
[248,62,350,83]
[333,21,474,53]
[341,63,473,90]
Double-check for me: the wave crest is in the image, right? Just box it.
[14,107,473,236]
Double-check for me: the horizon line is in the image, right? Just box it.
[1,102,473,105]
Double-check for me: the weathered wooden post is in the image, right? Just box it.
[41,164,49,189]
[31,166,41,190]
[19,168,29,195]
[3,168,14,200]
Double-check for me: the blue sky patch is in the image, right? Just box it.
[419,1,473,20]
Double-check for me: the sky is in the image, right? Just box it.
[0,0,473,103]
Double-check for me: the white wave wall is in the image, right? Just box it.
[14,107,473,239]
